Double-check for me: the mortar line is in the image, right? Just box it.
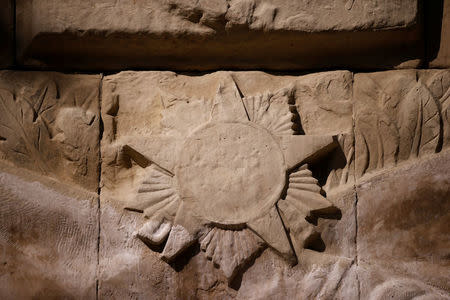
[95,73,104,300]
[351,71,361,300]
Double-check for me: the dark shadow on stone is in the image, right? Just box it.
[168,242,201,272]
[228,246,266,290]
[306,206,342,226]
[19,25,423,72]
[304,232,326,252]
[290,102,305,135]
[138,236,167,253]
[424,0,444,64]
[309,142,347,188]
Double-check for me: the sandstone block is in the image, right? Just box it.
[0,71,101,192]
[354,69,450,179]
[0,163,98,299]
[16,0,422,70]
[356,151,450,298]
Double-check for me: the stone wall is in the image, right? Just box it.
[0,1,449,299]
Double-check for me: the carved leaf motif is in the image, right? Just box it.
[324,133,355,191]
[354,73,445,178]
[398,83,441,159]
[441,91,450,149]
[354,75,400,178]
[0,89,56,174]
[29,80,59,128]
[425,70,450,149]
[355,107,399,178]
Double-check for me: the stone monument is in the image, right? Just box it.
[0,1,449,299]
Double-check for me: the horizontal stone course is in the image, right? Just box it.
[15,0,422,70]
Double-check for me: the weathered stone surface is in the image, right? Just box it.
[99,70,356,296]
[2,68,450,299]
[356,150,450,299]
[0,162,98,299]
[16,0,422,70]
[0,0,14,67]
[100,197,358,299]
[0,71,101,192]
[354,69,450,179]
[429,0,450,68]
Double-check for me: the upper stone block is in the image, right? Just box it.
[16,0,421,70]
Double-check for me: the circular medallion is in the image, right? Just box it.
[175,122,286,225]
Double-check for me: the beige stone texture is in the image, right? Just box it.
[0,0,14,67]
[16,0,422,70]
[0,71,101,298]
[99,70,357,297]
[429,0,450,68]
[1,68,449,298]
[356,150,450,299]
[0,71,101,192]
[354,69,450,179]
[0,162,98,299]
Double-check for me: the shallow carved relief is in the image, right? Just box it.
[0,71,100,191]
[122,76,340,281]
[354,70,450,179]
[294,71,355,191]
[100,72,353,285]
[0,72,100,298]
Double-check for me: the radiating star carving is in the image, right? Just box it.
[123,75,338,281]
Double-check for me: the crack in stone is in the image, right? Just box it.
[95,74,104,300]
[351,71,362,300]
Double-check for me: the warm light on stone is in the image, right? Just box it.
[0,1,449,299]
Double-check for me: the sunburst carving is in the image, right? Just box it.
[123,75,338,281]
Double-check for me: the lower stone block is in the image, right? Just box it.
[0,164,98,299]
[356,150,450,297]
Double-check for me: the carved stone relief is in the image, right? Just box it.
[101,71,348,284]
[0,69,448,298]
[0,71,101,191]
[98,69,449,298]
[0,72,100,298]
[354,69,450,179]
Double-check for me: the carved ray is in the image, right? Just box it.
[161,202,206,262]
[125,166,179,213]
[278,164,334,257]
[199,227,265,280]
[247,207,296,264]
[287,164,333,211]
[278,200,317,258]
[279,135,337,170]
[120,134,180,174]
[243,86,296,136]
[211,76,249,122]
